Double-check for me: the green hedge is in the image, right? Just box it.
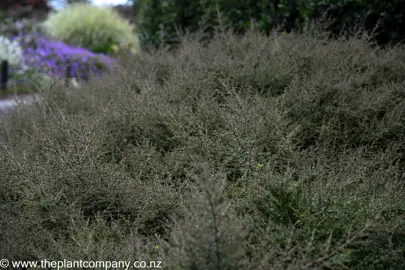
[136,0,405,48]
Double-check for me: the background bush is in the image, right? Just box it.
[0,36,23,66]
[42,3,139,55]
[15,33,115,81]
[137,0,405,48]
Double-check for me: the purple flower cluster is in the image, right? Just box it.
[13,33,116,81]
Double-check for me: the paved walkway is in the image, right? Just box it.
[0,94,42,115]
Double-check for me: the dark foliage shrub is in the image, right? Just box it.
[0,0,50,12]
[137,0,405,48]
[114,4,136,24]
[1,29,405,268]
[315,0,405,45]
[0,0,50,38]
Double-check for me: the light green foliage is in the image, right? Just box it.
[0,36,23,66]
[42,3,139,55]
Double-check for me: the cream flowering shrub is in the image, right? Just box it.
[42,3,139,55]
[0,36,23,66]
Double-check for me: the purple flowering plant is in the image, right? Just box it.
[0,18,118,95]
[13,32,116,82]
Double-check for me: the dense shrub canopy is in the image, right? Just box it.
[1,29,405,268]
[1,1,405,269]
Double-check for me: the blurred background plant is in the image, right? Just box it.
[15,33,115,79]
[0,34,44,96]
[0,36,24,66]
[0,0,123,95]
[135,0,405,49]
[50,0,90,7]
[0,0,50,38]
[42,3,139,55]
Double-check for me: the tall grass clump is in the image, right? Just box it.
[42,3,139,55]
[0,28,405,269]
